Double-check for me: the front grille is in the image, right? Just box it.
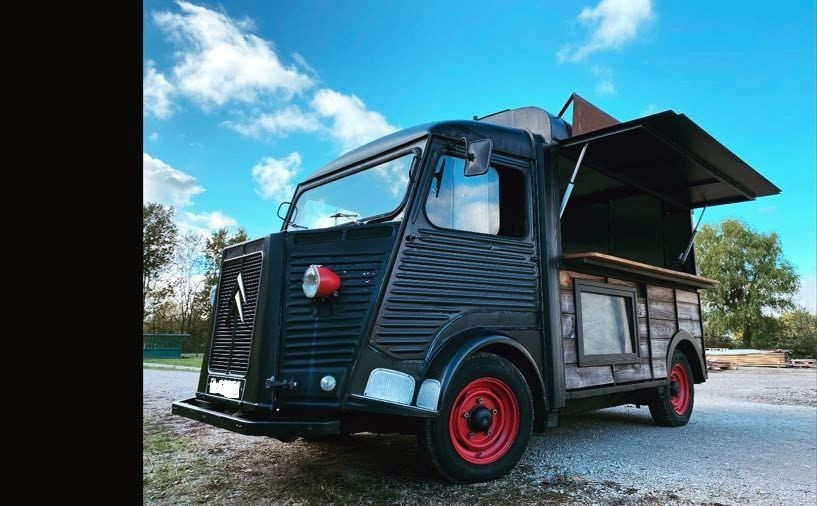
[209,252,263,375]
[281,253,385,368]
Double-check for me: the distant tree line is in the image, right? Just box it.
[143,203,248,353]
[697,219,816,358]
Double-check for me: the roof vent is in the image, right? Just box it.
[476,106,569,143]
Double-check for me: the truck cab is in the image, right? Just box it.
[173,94,779,482]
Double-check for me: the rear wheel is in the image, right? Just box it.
[418,354,532,483]
[649,350,694,427]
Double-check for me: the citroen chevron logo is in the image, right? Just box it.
[232,272,247,323]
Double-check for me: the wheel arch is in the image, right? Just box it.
[422,332,547,432]
[667,330,707,383]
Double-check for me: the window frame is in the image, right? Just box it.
[420,150,531,240]
[574,279,641,366]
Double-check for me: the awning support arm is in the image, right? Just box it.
[678,205,707,265]
[559,142,589,218]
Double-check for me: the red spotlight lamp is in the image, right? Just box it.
[302,264,341,298]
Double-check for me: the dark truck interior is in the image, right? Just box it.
[555,95,780,276]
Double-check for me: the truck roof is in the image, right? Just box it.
[305,119,538,182]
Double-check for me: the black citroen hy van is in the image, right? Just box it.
[173,94,779,482]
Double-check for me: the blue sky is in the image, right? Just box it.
[143,0,816,312]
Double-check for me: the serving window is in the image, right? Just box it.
[574,279,640,366]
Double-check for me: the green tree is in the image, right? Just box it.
[201,227,250,289]
[189,227,249,353]
[143,203,177,318]
[696,219,799,349]
[778,309,817,358]
[171,230,206,336]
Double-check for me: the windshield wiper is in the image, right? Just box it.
[288,221,307,229]
[329,212,360,226]
[330,212,359,220]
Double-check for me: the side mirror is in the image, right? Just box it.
[277,201,292,221]
[464,139,493,177]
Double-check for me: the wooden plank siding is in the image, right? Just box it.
[560,269,704,390]
[677,289,704,368]
[560,270,653,389]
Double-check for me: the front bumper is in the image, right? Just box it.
[171,397,340,439]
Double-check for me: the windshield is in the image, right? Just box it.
[287,152,416,230]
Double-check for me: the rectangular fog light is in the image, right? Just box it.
[416,379,441,410]
[363,368,415,405]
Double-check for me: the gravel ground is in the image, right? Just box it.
[143,367,817,505]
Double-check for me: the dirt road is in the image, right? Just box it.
[143,367,816,505]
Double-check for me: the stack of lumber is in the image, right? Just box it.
[705,349,787,368]
[706,359,737,371]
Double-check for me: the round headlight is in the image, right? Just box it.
[302,265,320,298]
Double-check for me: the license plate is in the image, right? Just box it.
[208,377,241,399]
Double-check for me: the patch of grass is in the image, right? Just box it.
[143,356,203,369]
[144,422,189,454]
[144,422,194,493]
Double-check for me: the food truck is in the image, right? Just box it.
[173,94,779,482]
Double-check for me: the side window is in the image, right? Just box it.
[575,280,640,366]
[425,155,526,238]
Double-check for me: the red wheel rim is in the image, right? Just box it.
[448,377,519,465]
[669,363,691,415]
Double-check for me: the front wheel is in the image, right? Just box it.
[649,350,695,426]
[418,353,533,483]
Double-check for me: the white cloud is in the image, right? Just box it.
[591,65,617,95]
[640,103,660,116]
[557,0,654,63]
[143,62,174,119]
[252,152,301,201]
[227,88,398,148]
[224,106,322,138]
[181,210,238,231]
[152,1,313,108]
[291,52,318,76]
[797,275,816,315]
[596,79,616,95]
[147,2,400,170]
[171,210,240,238]
[149,132,160,141]
[311,88,397,153]
[143,153,239,235]
[143,152,204,208]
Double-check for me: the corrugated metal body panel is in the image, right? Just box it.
[371,228,539,359]
[279,227,396,371]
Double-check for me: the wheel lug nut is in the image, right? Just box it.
[492,409,497,414]
[477,397,484,404]
[487,430,492,435]
[468,432,474,438]
[463,412,470,418]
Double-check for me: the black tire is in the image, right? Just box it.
[649,350,694,427]
[418,353,533,483]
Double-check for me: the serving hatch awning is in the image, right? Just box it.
[555,101,780,210]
